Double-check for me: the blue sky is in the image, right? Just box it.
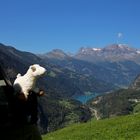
[0,0,140,53]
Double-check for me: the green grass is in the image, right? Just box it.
[42,113,140,140]
[133,103,140,114]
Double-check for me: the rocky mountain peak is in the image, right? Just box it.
[77,47,101,55]
[103,44,137,53]
[75,44,140,62]
[77,44,139,55]
[44,49,69,60]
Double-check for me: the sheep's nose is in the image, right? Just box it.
[43,69,47,74]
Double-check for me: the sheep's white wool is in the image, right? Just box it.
[13,64,46,98]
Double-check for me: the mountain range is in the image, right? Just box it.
[75,44,140,62]
[1,42,140,133]
[41,44,140,62]
[39,44,140,88]
[1,42,139,96]
[0,43,92,132]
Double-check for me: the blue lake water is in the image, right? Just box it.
[73,93,100,104]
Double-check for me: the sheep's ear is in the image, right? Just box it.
[30,66,36,72]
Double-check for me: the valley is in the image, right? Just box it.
[1,43,140,134]
[1,1,140,139]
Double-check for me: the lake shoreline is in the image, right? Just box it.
[73,92,100,104]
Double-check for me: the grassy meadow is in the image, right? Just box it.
[42,113,140,140]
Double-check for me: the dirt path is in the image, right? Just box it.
[89,107,100,120]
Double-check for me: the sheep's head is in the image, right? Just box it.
[29,64,46,77]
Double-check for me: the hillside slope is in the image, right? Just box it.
[88,74,140,119]
[43,113,140,140]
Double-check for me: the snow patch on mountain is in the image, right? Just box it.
[136,50,140,54]
[92,48,101,51]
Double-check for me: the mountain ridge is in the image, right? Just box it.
[40,44,140,88]
[75,44,140,63]
[40,43,140,61]
[0,43,115,133]
[1,42,140,133]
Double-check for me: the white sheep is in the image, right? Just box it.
[13,64,46,99]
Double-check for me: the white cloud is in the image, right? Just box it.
[118,32,123,38]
